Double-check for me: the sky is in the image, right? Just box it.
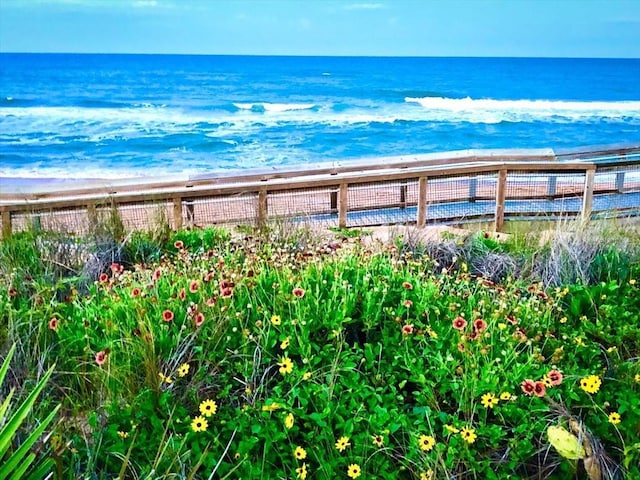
[0,0,639,58]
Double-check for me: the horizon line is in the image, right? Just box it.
[1,51,639,60]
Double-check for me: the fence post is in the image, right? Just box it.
[547,175,557,198]
[417,177,429,227]
[494,169,507,232]
[399,181,407,209]
[172,196,183,230]
[615,172,625,192]
[469,176,478,202]
[1,208,12,238]
[257,189,268,228]
[338,183,348,228]
[582,168,596,221]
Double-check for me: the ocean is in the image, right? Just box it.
[1,54,640,181]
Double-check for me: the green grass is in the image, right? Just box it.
[1,219,639,479]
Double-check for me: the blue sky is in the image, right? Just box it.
[1,0,639,57]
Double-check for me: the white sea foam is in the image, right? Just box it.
[232,102,316,112]
[404,97,640,122]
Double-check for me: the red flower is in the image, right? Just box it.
[49,317,59,330]
[194,313,205,327]
[536,291,549,300]
[402,281,413,290]
[163,310,174,322]
[452,316,467,331]
[179,288,186,301]
[402,324,414,335]
[110,263,123,274]
[468,330,480,341]
[220,280,234,290]
[533,381,546,397]
[403,299,413,308]
[220,287,233,298]
[506,314,518,325]
[131,287,141,297]
[547,369,563,386]
[292,287,305,298]
[189,281,199,293]
[8,288,18,298]
[95,350,108,366]
[473,318,487,332]
[521,379,536,395]
[99,273,109,283]
[174,240,184,250]
[153,268,162,281]
[206,297,217,306]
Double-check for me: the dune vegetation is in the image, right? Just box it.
[1,216,639,479]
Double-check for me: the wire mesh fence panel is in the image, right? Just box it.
[98,202,170,232]
[268,187,337,217]
[266,187,340,228]
[505,171,586,218]
[11,209,92,235]
[186,193,258,227]
[346,180,419,227]
[425,174,497,223]
[591,165,640,216]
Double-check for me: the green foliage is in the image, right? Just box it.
[0,344,60,480]
[1,222,639,479]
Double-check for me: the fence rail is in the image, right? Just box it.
[1,144,639,238]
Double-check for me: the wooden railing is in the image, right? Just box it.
[1,144,639,238]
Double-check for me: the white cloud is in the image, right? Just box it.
[343,3,386,10]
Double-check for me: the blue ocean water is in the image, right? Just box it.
[1,53,640,180]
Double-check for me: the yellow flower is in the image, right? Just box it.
[460,426,476,444]
[426,326,438,339]
[499,391,512,401]
[294,446,307,460]
[335,436,351,452]
[630,278,636,285]
[634,374,640,383]
[579,375,602,394]
[346,464,361,479]
[444,424,459,434]
[177,363,190,377]
[420,470,434,480]
[158,372,173,384]
[559,316,567,324]
[371,434,384,447]
[302,371,312,381]
[285,412,294,429]
[280,337,290,350]
[270,314,281,326]
[261,402,281,412]
[190,415,208,432]
[418,434,436,452]
[608,412,621,425]
[278,356,294,375]
[295,462,308,480]
[199,399,217,417]
[117,430,129,439]
[480,392,499,409]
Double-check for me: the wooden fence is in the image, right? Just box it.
[1,144,639,238]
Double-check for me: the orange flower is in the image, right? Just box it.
[163,310,174,322]
[131,287,141,297]
[521,379,536,395]
[453,316,467,331]
[547,369,563,386]
[49,317,59,330]
[194,313,205,327]
[533,381,546,397]
[473,318,487,332]
[95,350,108,365]
[189,281,199,293]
